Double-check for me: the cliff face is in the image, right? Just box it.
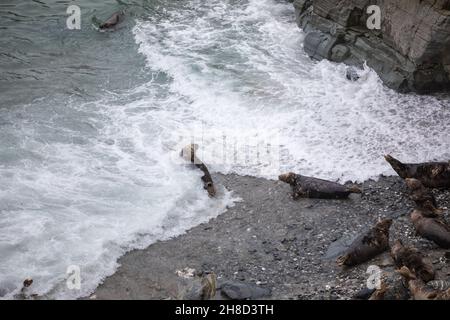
[291,0,450,93]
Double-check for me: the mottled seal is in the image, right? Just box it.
[345,67,360,81]
[180,272,217,300]
[385,155,450,188]
[337,219,392,267]
[180,144,216,197]
[405,178,442,215]
[411,209,450,249]
[99,11,124,30]
[398,266,450,300]
[278,172,361,200]
[390,240,435,282]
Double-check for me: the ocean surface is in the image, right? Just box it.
[0,0,449,299]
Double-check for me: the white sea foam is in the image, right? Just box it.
[0,0,449,299]
[134,0,450,182]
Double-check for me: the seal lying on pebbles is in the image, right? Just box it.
[390,240,435,282]
[398,266,450,300]
[405,178,442,214]
[411,209,450,248]
[278,172,361,200]
[337,219,392,267]
[99,11,124,30]
[180,144,216,197]
[384,155,450,188]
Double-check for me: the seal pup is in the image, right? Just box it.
[405,178,442,215]
[390,240,435,282]
[398,266,450,300]
[384,155,450,188]
[278,172,361,200]
[410,209,450,248]
[337,218,392,267]
[180,144,216,197]
[99,11,124,30]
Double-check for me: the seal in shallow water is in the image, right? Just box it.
[336,219,392,267]
[411,209,450,249]
[99,11,124,30]
[390,239,435,282]
[384,155,450,188]
[278,172,361,200]
[180,144,216,197]
[405,178,442,214]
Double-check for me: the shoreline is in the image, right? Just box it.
[90,173,449,300]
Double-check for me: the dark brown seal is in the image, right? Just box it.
[180,144,216,197]
[398,266,450,300]
[384,155,450,188]
[337,219,392,267]
[411,209,450,248]
[390,240,435,282]
[99,11,124,30]
[405,178,442,215]
[278,172,361,200]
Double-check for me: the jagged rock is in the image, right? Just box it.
[219,281,271,300]
[293,0,450,93]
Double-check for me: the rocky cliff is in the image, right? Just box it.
[290,0,450,93]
